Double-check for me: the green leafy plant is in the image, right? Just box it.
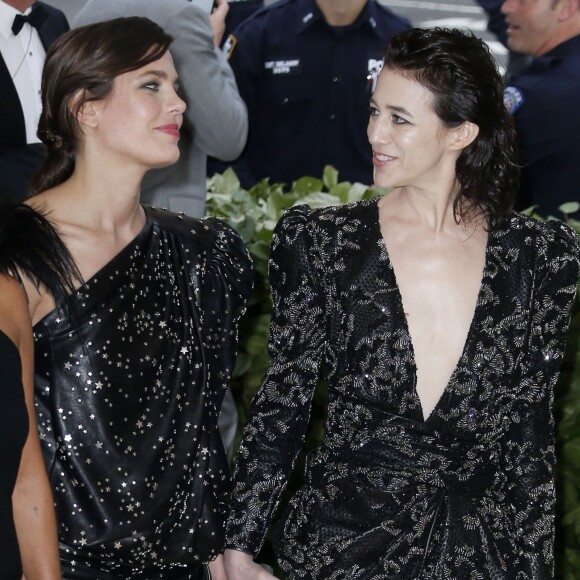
[543,203,580,580]
[206,167,381,427]
[207,172,580,577]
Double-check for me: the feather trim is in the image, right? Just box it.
[0,203,81,305]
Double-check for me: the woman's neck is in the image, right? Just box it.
[39,154,147,237]
[381,185,484,236]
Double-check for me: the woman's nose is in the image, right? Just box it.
[368,117,388,145]
[169,90,186,114]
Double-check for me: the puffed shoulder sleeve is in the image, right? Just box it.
[503,220,579,579]
[226,205,327,556]
[0,203,79,303]
[201,218,253,405]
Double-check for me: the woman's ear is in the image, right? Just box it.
[71,90,99,129]
[449,121,479,152]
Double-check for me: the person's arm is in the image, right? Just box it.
[172,1,248,161]
[225,205,327,576]
[209,0,229,47]
[0,275,61,579]
[502,222,579,578]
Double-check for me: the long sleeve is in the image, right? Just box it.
[202,218,254,416]
[502,221,580,579]
[226,205,327,555]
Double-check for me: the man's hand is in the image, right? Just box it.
[209,0,229,46]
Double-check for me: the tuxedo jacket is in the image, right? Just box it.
[0,1,69,201]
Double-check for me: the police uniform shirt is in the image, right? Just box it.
[504,34,580,217]
[224,0,410,189]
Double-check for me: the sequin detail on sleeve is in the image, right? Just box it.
[226,199,579,579]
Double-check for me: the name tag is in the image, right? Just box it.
[264,59,302,76]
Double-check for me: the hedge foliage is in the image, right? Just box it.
[206,168,580,578]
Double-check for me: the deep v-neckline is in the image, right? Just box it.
[372,200,492,423]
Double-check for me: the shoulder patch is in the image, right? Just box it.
[504,86,525,114]
[223,34,237,61]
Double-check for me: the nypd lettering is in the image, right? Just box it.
[264,59,302,76]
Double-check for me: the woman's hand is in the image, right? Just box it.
[208,554,228,580]
[224,548,277,579]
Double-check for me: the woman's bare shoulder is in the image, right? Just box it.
[0,274,31,349]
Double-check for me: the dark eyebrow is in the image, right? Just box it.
[139,69,180,89]
[388,104,413,118]
[368,97,413,118]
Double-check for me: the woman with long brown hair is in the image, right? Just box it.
[24,17,252,579]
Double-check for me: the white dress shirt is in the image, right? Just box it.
[0,1,46,144]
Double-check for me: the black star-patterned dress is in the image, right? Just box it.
[226,198,580,579]
[33,207,253,579]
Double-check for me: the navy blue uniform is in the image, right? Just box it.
[222,0,264,44]
[223,0,410,188]
[504,35,580,217]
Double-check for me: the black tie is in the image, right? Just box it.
[11,4,48,36]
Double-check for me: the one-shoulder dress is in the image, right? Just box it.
[33,207,253,579]
[226,198,580,579]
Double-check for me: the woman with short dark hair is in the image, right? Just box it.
[225,28,579,579]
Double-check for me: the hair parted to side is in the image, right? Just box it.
[31,17,173,196]
[384,27,520,229]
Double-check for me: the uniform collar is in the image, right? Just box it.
[295,0,382,37]
[522,33,580,76]
[0,1,36,39]
[543,33,580,62]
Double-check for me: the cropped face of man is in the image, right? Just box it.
[1,0,36,11]
[501,0,563,56]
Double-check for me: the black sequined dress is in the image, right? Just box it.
[33,207,253,579]
[226,198,580,579]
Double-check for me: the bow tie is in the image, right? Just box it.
[12,5,48,36]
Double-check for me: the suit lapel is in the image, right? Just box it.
[0,2,69,146]
[0,53,26,145]
[36,1,67,49]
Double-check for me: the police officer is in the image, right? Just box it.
[502,0,580,217]
[220,0,410,189]
[222,0,263,45]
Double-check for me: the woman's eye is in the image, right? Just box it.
[143,82,159,91]
[368,105,379,117]
[392,114,408,125]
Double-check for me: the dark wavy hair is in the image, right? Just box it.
[384,28,520,228]
[31,17,173,196]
